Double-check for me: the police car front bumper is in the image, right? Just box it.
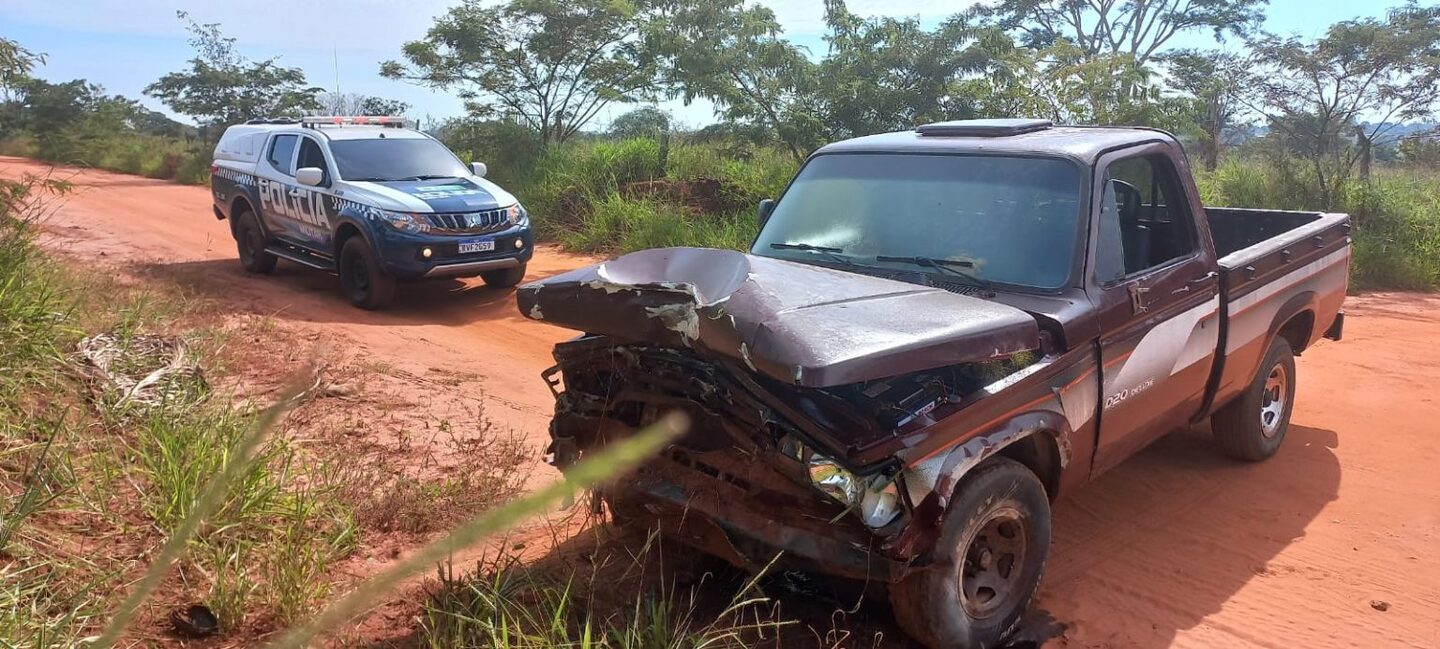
[422,256,523,278]
[377,225,534,280]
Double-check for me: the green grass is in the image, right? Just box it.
[1196,159,1440,291]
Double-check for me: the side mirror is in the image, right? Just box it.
[471,162,488,178]
[295,167,325,187]
[757,199,775,227]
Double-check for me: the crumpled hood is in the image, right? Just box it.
[517,247,1039,387]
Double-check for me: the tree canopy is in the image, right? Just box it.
[382,0,663,145]
[144,11,321,127]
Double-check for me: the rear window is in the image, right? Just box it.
[267,135,298,176]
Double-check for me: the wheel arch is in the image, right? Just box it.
[1268,291,1318,355]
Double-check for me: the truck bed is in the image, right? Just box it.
[1205,207,1351,413]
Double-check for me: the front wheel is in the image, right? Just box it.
[889,457,1051,649]
[1212,336,1296,461]
[480,263,527,288]
[338,237,396,310]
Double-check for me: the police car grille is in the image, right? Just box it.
[425,208,510,233]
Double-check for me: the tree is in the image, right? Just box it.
[992,39,1193,129]
[145,11,321,128]
[1165,49,1257,170]
[608,106,671,139]
[0,37,43,100]
[314,92,411,117]
[985,0,1267,66]
[648,0,821,160]
[1249,2,1440,205]
[814,2,1022,139]
[382,0,662,145]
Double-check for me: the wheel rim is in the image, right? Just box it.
[958,506,1028,620]
[346,254,370,295]
[1260,363,1288,438]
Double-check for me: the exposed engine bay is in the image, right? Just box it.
[544,333,1038,580]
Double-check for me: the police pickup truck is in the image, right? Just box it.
[521,119,1350,649]
[210,116,533,309]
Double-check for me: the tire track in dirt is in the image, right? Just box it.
[6,157,1437,648]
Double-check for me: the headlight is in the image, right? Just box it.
[786,436,904,529]
[376,209,431,234]
[506,203,526,226]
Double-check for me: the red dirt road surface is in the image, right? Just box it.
[6,157,1437,648]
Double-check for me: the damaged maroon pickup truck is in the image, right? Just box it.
[518,119,1349,648]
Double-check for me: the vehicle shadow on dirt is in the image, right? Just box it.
[1039,423,1341,647]
[134,258,538,327]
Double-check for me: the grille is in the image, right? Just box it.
[425,207,512,234]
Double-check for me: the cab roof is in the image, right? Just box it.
[814,120,1180,165]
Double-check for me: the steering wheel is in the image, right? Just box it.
[1109,179,1144,224]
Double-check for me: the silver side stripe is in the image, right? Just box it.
[1227,248,1351,315]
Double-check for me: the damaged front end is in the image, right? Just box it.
[521,247,1069,581]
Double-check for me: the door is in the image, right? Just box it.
[256,133,300,243]
[289,135,337,251]
[1091,148,1221,473]
[255,133,333,250]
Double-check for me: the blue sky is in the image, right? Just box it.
[0,0,1409,129]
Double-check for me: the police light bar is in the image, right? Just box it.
[300,115,412,128]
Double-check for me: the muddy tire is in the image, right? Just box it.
[338,236,396,310]
[235,210,276,274]
[1213,336,1296,461]
[889,457,1050,649]
[480,263,527,288]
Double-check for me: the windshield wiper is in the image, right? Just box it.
[875,255,992,292]
[406,174,459,181]
[769,242,858,268]
[348,176,400,182]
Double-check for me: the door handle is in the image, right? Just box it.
[1173,271,1218,295]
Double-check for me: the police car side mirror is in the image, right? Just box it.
[470,162,488,178]
[295,167,325,187]
[757,198,775,227]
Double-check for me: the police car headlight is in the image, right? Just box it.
[506,204,527,226]
[782,436,903,529]
[376,209,431,234]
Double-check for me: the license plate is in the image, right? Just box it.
[458,239,495,254]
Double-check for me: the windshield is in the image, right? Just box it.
[329,138,470,181]
[753,153,1083,290]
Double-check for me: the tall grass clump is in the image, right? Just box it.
[420,545,788,649]
[560,193,756,254]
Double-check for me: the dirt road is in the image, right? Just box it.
[6,157,1437,648]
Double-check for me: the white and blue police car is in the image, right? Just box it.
[210,116,533,309]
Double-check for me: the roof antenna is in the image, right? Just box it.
[333,45,341,95]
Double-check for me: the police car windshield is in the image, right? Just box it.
[329,139,470,181]
[752,153,1083,290]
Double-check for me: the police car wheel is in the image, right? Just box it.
[235,210,276,274]
[480,264,527,288]
[339,237,396,310]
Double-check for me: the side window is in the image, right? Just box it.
[267,134,298,176]
[296,137,328,176]
[1095,155,1197,282]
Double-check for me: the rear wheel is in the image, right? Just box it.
[234,209,276,274]
[1212,336,1296,461]
[338,236,396,310]
[480,263,527,288]
[889,457,1050,649]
